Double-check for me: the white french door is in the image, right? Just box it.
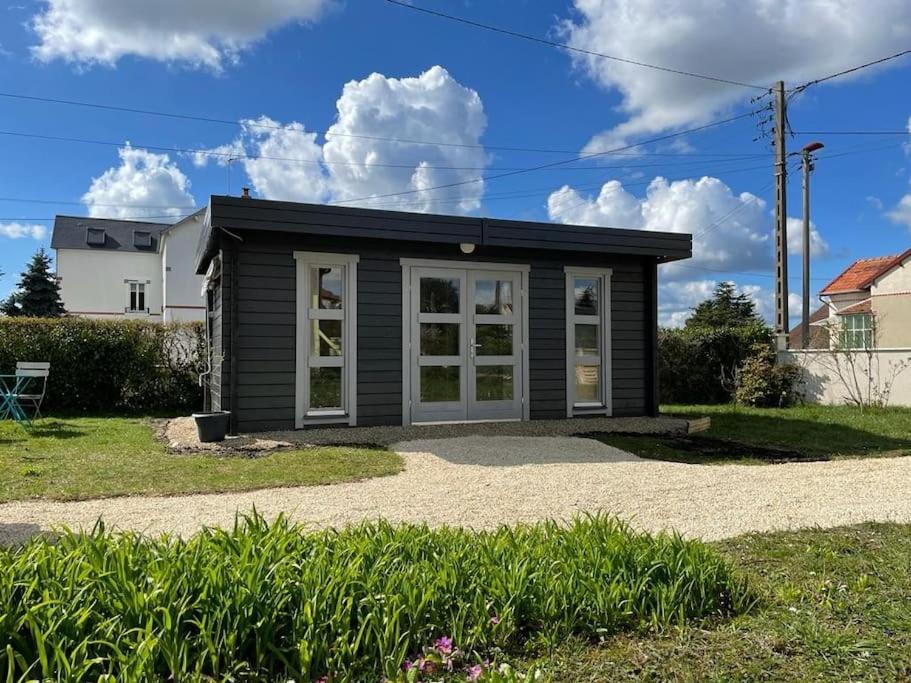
[407,263,526,424]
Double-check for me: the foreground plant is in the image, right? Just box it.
[0,514,752,681]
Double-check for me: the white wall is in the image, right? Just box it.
[56,248,162,320]
[872,256,911,295]
[780,349,911,407]
[161,214,206,323]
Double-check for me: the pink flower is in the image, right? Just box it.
[468,664,485,681]
[435,636,454,654]
[402,660,414,671]
[490,615,501,625]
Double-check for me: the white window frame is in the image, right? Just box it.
[400,258,530,426]
[839,312,874,349]
[126,280,147,313]
[565,267,612,417]
[294,252,359,428]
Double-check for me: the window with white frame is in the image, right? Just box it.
[295,252,358,426]
[127,281,146,312]
[565,268,612,416]
[839,313,873,349]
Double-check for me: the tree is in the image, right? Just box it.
[685,281,763,330]
[1,248,66,317]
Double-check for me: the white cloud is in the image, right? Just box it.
[196,66,489,214]
[561,0,911,152]
[0,222,47,240]
[31,0,334,69]
[547,175,773,279]
[786,217,829,258]
[82,146,196,219]
[658,279,715,327]
[888,192,911,231]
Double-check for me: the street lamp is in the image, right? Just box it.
[800,141,824,349]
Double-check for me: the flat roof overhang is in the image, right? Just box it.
[195,195,692,274]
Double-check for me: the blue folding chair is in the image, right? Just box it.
[0,374,32,427]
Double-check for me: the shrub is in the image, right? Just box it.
[0,514,752,682]
[734,343,802,408]
[0,317,205,414]
[659,323,772,404]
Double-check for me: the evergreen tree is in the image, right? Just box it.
[0,248,66,317]
[685,281,762,329]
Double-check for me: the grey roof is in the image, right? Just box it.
[51,215,171,253]
[196,195,693,274]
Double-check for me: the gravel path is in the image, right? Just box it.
[2,435,910,545]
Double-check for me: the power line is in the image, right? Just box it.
[331,109,765,206]
[0,129,770,172]
[792,130,910,136]
[0,196,202,211]
[385,0,768,91]
[791,49,911,93]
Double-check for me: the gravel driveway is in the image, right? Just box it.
[2,435,910,545]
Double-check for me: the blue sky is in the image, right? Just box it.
[1,0,909,325]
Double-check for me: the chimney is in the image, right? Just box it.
[241,186,250,199]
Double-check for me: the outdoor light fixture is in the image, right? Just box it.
[802,141,825,154]
[460,242,476,254]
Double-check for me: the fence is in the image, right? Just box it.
[779,348,911,407]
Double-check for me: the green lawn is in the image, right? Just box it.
[0,417,402,502]
[591,404,911,465]
[526,523,911,681]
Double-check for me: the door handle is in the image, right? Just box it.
[469,338,482,358]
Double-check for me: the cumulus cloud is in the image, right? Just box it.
[547,175,773,279]
[195,66,488,213]
[786,217,829,258]
[658,279,715,327]
[0,222,47,240]
[82,146,196,219]
[888,193,911,231]
[561,0,911,152]
[31,0,333,69]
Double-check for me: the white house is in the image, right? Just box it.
[51,211,206,323]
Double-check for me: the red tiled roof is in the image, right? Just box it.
[820,248,911,295]
[788,304,830,348]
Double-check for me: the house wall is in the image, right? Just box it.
[56,248,162,319]
[780,349,911,406]
[871,294,911,347]
[214,230,655,433]
[161,214,207,323]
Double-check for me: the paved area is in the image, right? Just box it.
[2,435,911,545]
[165,415,689,450]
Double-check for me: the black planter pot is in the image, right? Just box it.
[192,411,231,443]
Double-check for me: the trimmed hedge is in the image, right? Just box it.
[0,317,205,414]
[659,324,772,404]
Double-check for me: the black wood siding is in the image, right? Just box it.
[214,231,654,432]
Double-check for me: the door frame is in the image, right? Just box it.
[400,258,530,426]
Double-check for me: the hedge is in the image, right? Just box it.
[0,317,206,414]
[659,323,772,404]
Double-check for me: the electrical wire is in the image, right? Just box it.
[0,129,768,172]
[384,0,768,91]
[331,110,764,206]
[791,49,911,93]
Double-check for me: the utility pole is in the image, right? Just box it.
[800,141,824,349]
[773,80,789,350]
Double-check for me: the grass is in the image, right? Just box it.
[590,404,911,465]
[0,515,750,681]
[0,417,402,502]
[525,523,911,681]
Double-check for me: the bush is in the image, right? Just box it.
[734,343,802,408]
[0,515,752,682]
[659,323,772,404]
[0,317,205,414]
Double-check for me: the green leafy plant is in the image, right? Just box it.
[734,343,802,408]
[0,514,752,681]
[0,317,205,414]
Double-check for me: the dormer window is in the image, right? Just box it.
[86,228,106,246]
[133,230,152,248]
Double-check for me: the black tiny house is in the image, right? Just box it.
[196,196,692,433]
